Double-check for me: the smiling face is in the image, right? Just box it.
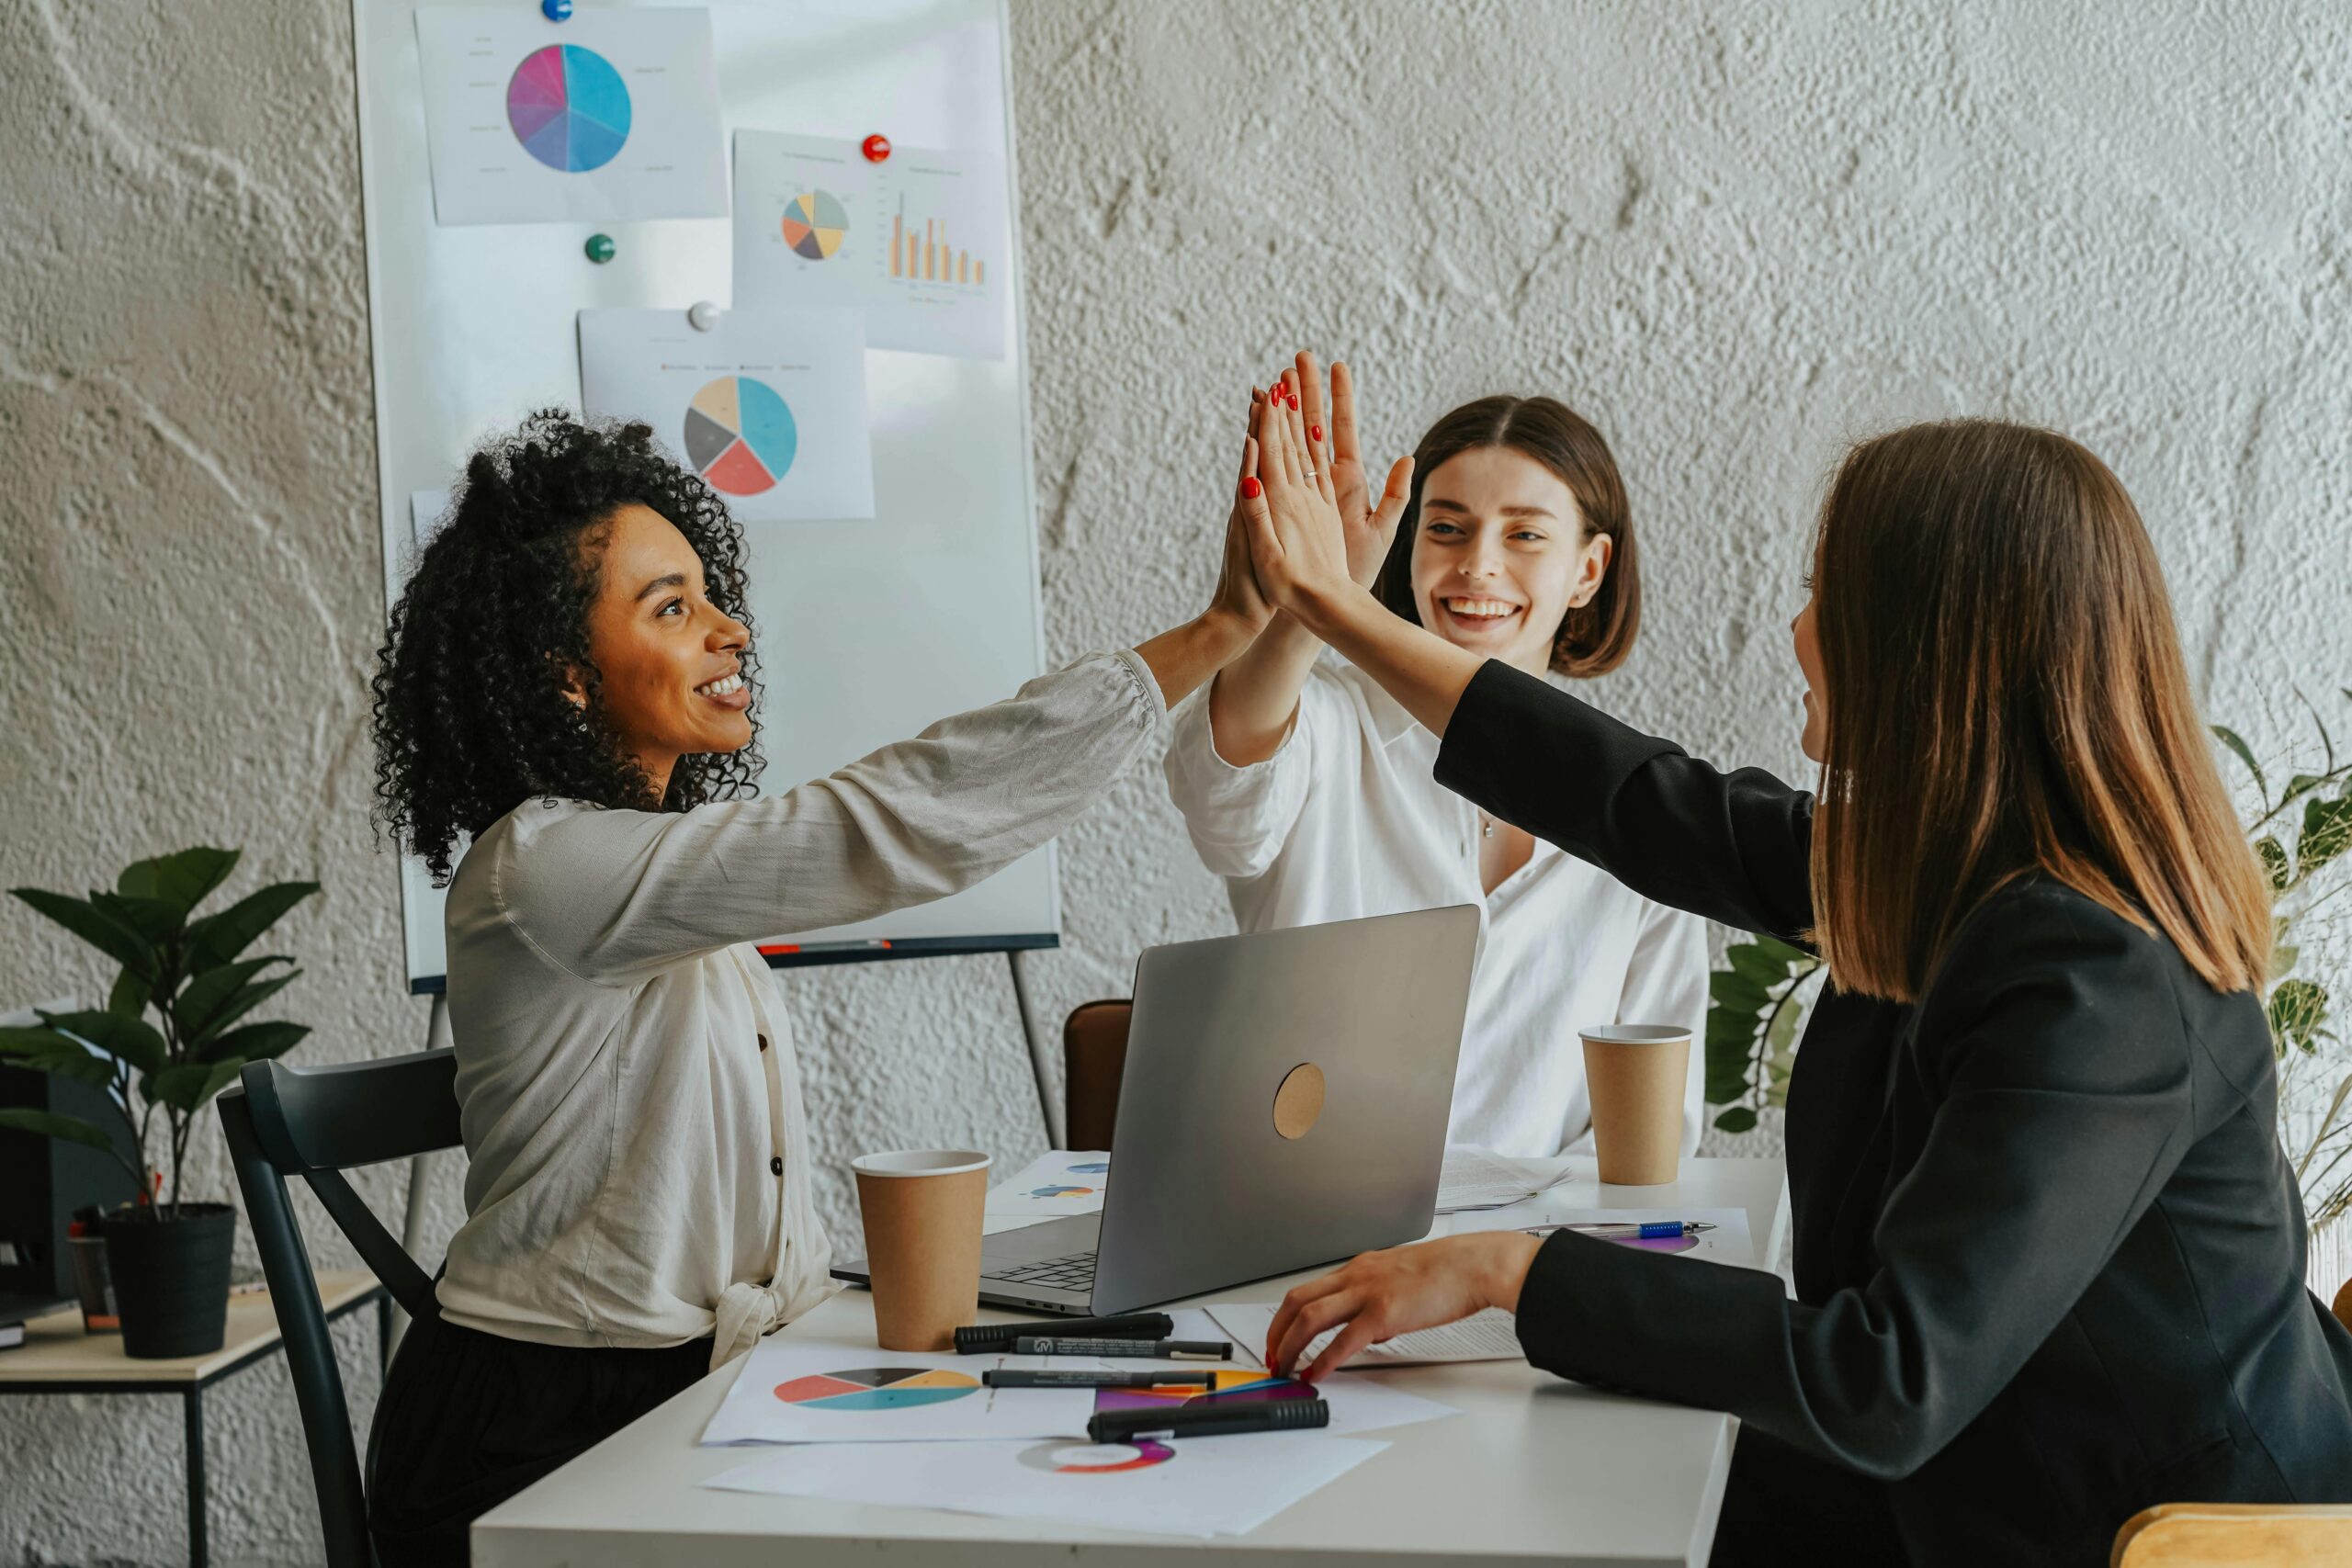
[1408,447,1612,676]
[573,502,753,797]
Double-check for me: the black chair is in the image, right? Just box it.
[218,1050,460,1568]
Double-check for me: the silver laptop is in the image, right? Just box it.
[832,906,1479,1314]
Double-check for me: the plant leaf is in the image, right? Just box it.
[1726,943,1791,988]
[143,1060,247,1113]
[193,1020,310,1067]
[1708,970,1771,1015]
[1712,1107,1758,1134]
[2299,796,2352,875]
[87,891,184,948]
[8,887,154,976]
[2212,725,2267,797]
[1749,933,1815,965]
[107,966,153,1021]
[171,956,288,1041]
[184,880,319,971]
[0,1027,118,1091]
[2267,978,2329,1055]
[36,1010,167,1076]
[0,1108,122,1156]
[2283,773,2326,807]
[117,847,241,918]
[2256,836,2290,892]
[176,964,299,1048]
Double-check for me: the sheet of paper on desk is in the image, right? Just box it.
[1527,1208,1757,1267]
[1437,1145,1576,1212]
[705,1431,1389,1540]
[700,1334,1091,1446]
[1209,1303,1525,1368]
[986,1149,1112,1217]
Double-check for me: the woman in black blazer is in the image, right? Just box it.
[1229,387,2352,1566]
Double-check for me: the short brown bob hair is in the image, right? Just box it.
[1809,419,2270,1004]
[1373,395,1640,678]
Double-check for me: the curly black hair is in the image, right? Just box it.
[370,410,762,884]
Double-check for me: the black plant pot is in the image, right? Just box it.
[99,1202,235,1359]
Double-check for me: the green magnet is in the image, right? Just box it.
[584,233,616,265]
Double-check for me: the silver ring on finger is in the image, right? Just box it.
[1301,466,1317,479]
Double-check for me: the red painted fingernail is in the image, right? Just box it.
[1310,424,1323,441]
[1242,476,1262,499]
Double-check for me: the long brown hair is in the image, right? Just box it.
[1809,419,2269,1002]
[1374,396,1640,677]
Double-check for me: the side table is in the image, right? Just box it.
[0,1268,390,1567]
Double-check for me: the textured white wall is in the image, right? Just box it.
[4,1,2349,1562]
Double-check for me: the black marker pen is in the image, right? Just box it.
[1013,1336,1231,1359]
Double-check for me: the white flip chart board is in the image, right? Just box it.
[351,0,1054,990]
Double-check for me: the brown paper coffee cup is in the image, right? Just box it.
[1580,1025,1691,1186]
[852,1149,992,1352]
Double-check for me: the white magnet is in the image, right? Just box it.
[687,300,722,333]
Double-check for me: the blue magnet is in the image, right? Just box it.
[541,0,572,21]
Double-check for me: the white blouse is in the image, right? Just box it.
[1164,657,1709,1159]
[435,650,1168,1369]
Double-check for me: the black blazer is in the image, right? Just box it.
[1435,661,2352,1568]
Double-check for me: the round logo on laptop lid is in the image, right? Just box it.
[1272,1062,1326,1140]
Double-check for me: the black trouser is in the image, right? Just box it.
[367,1311,712,1566]
[1711,1427,1910,1566]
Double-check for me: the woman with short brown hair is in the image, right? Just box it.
[1164,355,1706,1160]
[1233,395,2352,1566]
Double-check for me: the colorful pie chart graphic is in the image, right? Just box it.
[1019,1438,1176,1475]
[684,376,797,496]
[782,190,850,260]
[1092,1370,1312,1416]
[1027,1184,1094,1199]
[774,1367,979,1411]
[506,45,631,173]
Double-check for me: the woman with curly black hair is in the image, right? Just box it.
[364,409,1270,1563]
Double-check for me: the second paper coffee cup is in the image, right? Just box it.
[1579,1024,1691,1186]
[851,1149,992,1352]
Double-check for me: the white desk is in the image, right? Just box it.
[476,1156,1789,1567]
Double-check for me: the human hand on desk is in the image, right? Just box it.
[1266,1230,1544,1382]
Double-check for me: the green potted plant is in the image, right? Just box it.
[1702,691,2352,1289]
[0,847,317,1357]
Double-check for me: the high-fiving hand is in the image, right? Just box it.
[1238,359,1413,632]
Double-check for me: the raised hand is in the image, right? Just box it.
[1206,419,1275,638]
[1238,372,1399,631]
[1292,353,1415,589]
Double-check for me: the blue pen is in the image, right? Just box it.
[1524,1220,1715,1240]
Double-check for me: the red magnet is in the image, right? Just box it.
[862,133,892,163]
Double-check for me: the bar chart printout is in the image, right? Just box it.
[889,201,987,287]
[733,130,1009,360]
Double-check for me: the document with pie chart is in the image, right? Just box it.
[578,306,874,523]
[698,1334,1091,1446]
[413,7,726,226]
[734,130,1010,360]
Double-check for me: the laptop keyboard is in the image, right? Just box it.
[982,1249,1097,1291]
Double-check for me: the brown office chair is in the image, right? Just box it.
[1061,998,1131,1151]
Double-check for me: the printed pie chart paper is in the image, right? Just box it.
[700,1334,1090,1445]
[704,1432,1390,1539]
[579,306,874,523]
[413,7,726,226]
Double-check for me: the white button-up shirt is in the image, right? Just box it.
[1164,657,1709,1159]
[435,651,1167,1369]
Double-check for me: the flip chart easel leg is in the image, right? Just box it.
[1007,949,1065,1150]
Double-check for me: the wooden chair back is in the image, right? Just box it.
[2111,1503,2352,1565]
[1061,998,1132,1152]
